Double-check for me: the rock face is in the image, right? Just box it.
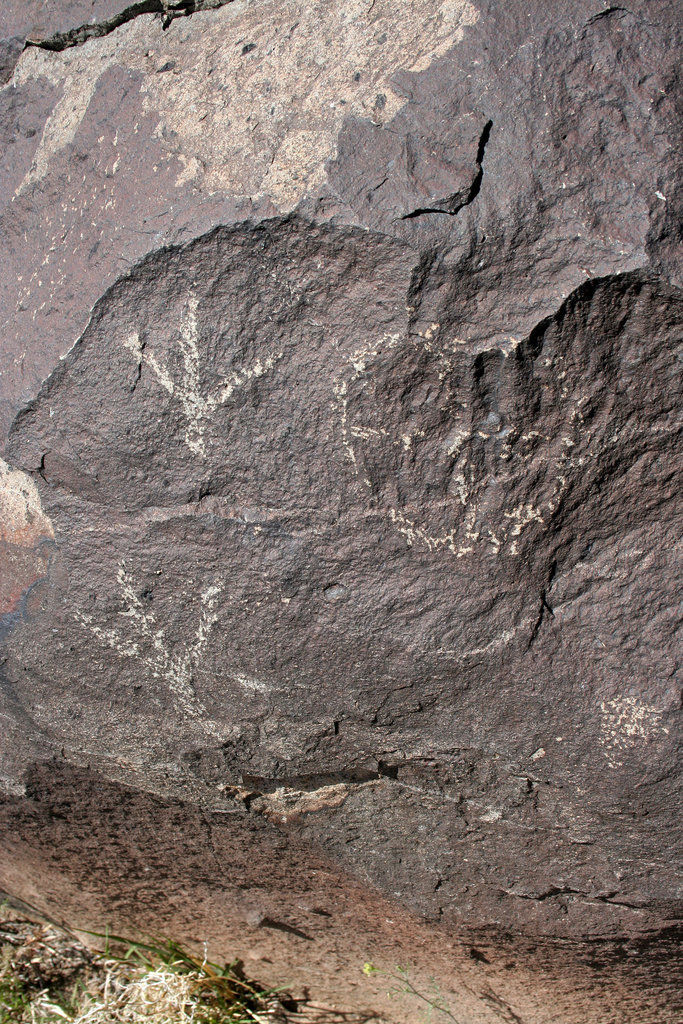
[1,1,682,1021]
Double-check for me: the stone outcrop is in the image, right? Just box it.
[1,1,681,1021]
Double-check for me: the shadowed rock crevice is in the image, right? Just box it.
[401,118,493,219]
[502,886,659,913]
[23,0,235,53]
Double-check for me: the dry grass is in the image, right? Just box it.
[0,911,288,1024]
[0,904,383,1024]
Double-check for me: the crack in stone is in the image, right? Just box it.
[583,6,639,31]
[24,0,235,53]
[401,118,492,220]
[503,886,643,909]
[526,561,556,650]
[222,761,472,824]
[231,765,401,820]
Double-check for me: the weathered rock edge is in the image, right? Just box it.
[4,212,682,942]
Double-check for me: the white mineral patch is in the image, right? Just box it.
[599,695,665,768]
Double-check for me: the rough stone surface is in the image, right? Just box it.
[0,1,130,82]
[0,1,682,1021]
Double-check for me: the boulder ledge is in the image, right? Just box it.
[1,2,681,1020]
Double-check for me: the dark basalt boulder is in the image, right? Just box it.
[1,1,681,1021]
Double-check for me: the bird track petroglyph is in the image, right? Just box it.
[123,293,282,456]
[76,561,223,735]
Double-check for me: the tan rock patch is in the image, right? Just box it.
[13,0,479,207]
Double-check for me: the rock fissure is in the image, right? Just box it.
[227,760,531,823]
[401,118,492,219]
[526,589,555,650]
[583,6,640,31]
[504,886,645,909]
[23,0,235,53]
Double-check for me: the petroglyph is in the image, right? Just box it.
[123,294,282,456]
[388,508,460,556]
[333,331,548,559]
[599,696,667,768]
[77,561,222,735]
[332,379,356,468]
